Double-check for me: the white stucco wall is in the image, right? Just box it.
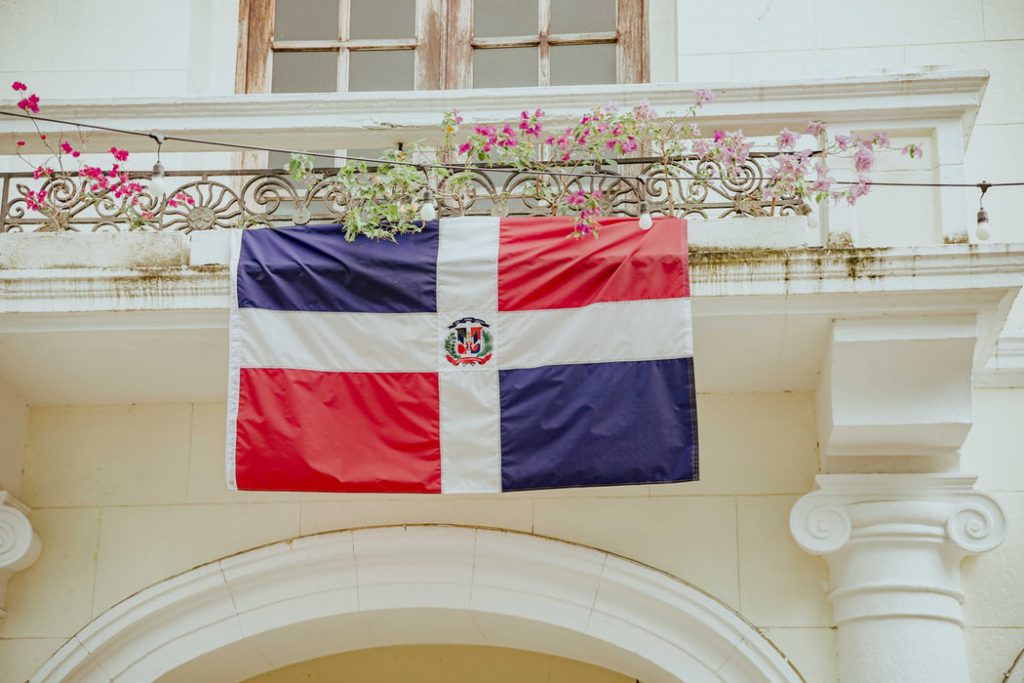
[674,0,1024,246]
[1,388,1019,680]
[0,392,841,682]
[0,0,237,99]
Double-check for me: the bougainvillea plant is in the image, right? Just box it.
[6,80,921,240]
[294,89,921,240]
[7,81,194,230]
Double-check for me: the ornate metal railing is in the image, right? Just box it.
[0,153,808,233]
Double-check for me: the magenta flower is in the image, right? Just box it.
[458,142,471,155]
[11,81,27,91]
[713,130,724,142]
[109,147,129,162]
[17,93,40,113]
[566,190,586,207]
[15,140,25,147]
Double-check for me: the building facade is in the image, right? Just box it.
[1,1,1023,681]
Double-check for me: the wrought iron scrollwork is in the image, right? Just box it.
[0,153,805,233]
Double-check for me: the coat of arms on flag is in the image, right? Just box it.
[226,216,698,493]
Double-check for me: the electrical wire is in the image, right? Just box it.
[2,108,1023,190]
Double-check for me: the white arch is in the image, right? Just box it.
[33,525,803,683]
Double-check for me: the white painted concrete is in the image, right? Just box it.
[31,526,802,683]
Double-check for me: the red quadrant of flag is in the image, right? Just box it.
[497,216,689,311]
[234,367,442,492]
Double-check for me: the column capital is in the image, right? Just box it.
[0,491,41,620]
[791,473,1006,556]
[790,473,1005,627]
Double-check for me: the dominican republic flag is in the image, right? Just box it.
[226,216,697,493]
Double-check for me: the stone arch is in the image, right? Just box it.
[33,525,803,682]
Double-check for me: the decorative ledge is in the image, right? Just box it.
[0,68,989,154]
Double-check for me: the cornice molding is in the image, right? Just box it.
[0,68,988,153]
[3,243,1022,314]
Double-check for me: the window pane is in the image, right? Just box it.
[550,0,615,33]
[550,43,615,86]
[350,0,415,39]
[473,48,538,88]
[271,51,339,93]
[274,0,339,40]
[348,50,415,91]
[474,0,538,37]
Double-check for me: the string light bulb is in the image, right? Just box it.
[976,181,991,241]
[149,132,166,199]
[149,161,166,199]
[638,201,653,230]
[420,188,437,222]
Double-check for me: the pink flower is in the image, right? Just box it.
[900,143,923,159]
[776,128,798,150]
[871,131,890,148]
[458,142,472,155]
[691,139,710,157]
[713,130,724,142]
[11,81,27,92]
[694,89,714,106]
[110,147,129,162]
[805,120,826,137]
[847,176,871,205]
[811,177,832,193]
[853,146,874,173]
[60,141,73,154]
[834,134,851,151]
[632,100,657,121]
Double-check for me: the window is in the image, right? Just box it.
[236,0,648,94]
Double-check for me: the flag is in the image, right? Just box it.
[226,216,697,493]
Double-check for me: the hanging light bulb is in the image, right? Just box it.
[149,131,166,199]
[420,188,437,222]
[638,201,653,230]
[149,160,166,199]
[976,181,991,241]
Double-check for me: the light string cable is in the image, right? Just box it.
[3,109,1024,192]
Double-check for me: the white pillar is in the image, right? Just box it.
[790,474,1006,683]
[0,491,41,621]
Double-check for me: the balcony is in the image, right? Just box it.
[2,68,1021,405]
[0,68,991,243]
